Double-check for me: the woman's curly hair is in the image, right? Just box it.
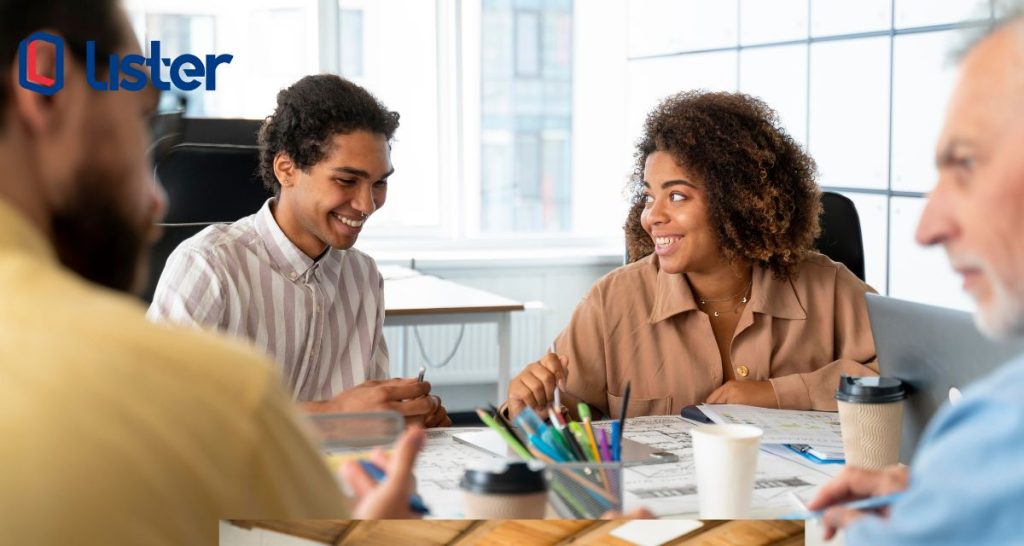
[257,74,400,195]
[625,91,821,278]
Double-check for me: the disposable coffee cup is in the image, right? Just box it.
[460,461,548,518]
[689,424,763,519]
[836,376,907,470]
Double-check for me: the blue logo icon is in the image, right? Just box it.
[18,31,64,96]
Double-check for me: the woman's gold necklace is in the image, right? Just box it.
[696,280,752,317]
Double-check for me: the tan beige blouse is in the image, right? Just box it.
[556,252,878,418]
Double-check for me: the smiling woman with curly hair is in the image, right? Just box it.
[624,92,820,275]
[505,91,880,420]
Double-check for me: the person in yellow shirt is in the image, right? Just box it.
[0,1,423,544]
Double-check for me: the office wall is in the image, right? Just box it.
[625,0,997,311]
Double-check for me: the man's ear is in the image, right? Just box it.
[6,32,89,204]
[8,33,85,138]
[274,152,298,188]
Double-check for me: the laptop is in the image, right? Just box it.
[866,293,1024,463]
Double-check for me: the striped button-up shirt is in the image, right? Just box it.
[147,199,389,401]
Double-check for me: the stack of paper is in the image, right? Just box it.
[699,404,844,463]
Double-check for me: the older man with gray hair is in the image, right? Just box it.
[807,9,1024,545]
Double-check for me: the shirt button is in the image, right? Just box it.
[289,272,298,280]
[736,365,749,378]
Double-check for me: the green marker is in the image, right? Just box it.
[578,402,602,462]
[568,422,596,462]
[475,408,534,461]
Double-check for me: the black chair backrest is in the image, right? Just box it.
[143,143,273,302]
[816,191,865,281]
[182,118,262,147]
[158,143,270,224]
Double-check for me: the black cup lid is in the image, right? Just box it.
[459,462,546,495]
[835,376,907,403]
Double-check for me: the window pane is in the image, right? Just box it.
[739,44,808,147]
[340,0,441,230]
[839,192,888,293]
[145,14,217,117]
[132,1,320,119]
[888,197,974,310]
[891,30,965,193]
[995,0,1017,18]
[739,0,808,45]
[480,0,573,233]
[627,0,738,57]
[809,37,890,189]
[572,0,632,238]
[811,0,891,37]
[515,11,541,76]
[895,0,990,28]
[627,50,738,135]
[339,8,364,77]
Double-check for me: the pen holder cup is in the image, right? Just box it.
[306,411,405,471]
[544,461,624,519]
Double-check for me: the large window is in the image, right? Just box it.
[479,0,573,234]
[131,0,630,244]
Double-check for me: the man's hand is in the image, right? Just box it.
[807,465,910,540]
[706,380,779,408]
[507,353,568,419]
[303,378,439,424]
[341,427,425,519]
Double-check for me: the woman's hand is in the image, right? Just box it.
[507,353,568,419]
[705,380,779,408]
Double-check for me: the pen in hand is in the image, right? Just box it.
[548,341,562,408]
[778,492,904,520]
[357,459,431,515]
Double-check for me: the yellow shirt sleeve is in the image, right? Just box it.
[232,376,352,519]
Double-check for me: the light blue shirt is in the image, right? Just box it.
[847,352,1024,545]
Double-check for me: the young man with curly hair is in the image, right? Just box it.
[506,91,879,419]
[149,75,450,427]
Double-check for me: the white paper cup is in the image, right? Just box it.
[690,424,763,519]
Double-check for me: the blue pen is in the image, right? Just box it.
[786,444,845,465]
[529,433,567,462]
[541,427,575,461]
[778,492,905,520]
[609,421,621,462]
[515,406,548,436]
[357,460,431,515]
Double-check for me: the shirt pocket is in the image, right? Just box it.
[607,392,673,418]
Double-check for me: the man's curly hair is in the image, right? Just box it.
[625,91,821,278]
[257,74,400,195]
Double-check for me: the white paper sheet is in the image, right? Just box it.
[699,404,845,450]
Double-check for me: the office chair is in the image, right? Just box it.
[816,191,865,281]
[143,143,273,302]
[181,118,262,147]
[623,191,865,282]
